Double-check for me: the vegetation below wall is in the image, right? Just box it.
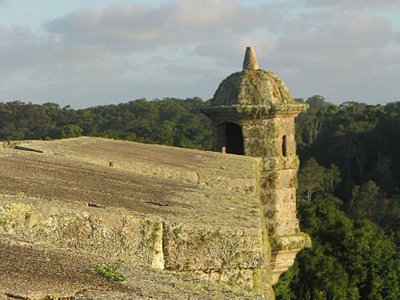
[1,96,400,299]
[275,96,400,300]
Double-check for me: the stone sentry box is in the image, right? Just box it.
[202,47,310,285]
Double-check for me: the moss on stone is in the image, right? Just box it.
[213,70,295,107]
[0,202,37,230]
[0,197,163,266]
[163,221,264,272]
[260,172,279,189]
[272,234,311,251]
[262,157,299,171]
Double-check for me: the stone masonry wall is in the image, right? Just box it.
[0,195,272,296]
[242,117,309,284]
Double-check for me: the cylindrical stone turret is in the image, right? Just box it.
[201,47,310,289]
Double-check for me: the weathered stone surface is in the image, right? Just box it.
[243,46,259,70]
[0,137,271,299]
[212,70,295,107]
[0,137,260,228]
[0,233,134,300]
[0,196,164,267]
[0,233,265,300]
[163,221,264,271]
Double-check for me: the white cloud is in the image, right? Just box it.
[305,0,398,10]
[1,0,275,75]
[1,0,399,107]
[395,32,400,44]
[42,0,267,53]
[267,9,400,103]
[1,0,281,107]
[277,11,393,59]
[0,26,44,72]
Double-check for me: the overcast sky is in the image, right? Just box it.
[1,0,399,108]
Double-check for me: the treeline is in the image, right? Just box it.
[0,98,213,150]
[1,97,400,299]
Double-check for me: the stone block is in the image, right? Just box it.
[260,188,296,205]
[162,221,264,271]
[0,198,164,268]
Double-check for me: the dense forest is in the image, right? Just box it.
[276,96,400,300]
[0,98,213,150]
[1,97,399,299]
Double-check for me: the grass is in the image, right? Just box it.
[91,259,127,282]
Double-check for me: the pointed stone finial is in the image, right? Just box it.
[243,46,259,70]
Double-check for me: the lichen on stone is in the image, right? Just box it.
[213,70,296,107]
[0,202,37,231]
